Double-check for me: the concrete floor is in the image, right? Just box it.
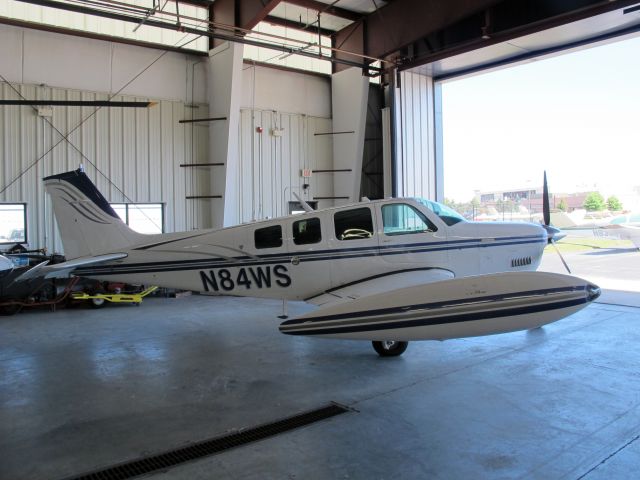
[2,247,640,479]
[1,286,639,480]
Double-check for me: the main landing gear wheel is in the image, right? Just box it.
[90,296,106,309]
[372,341,409,357]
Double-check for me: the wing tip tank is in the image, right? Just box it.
[281,272,601,341]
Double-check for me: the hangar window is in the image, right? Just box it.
[0,204,27,244]
[0,1,209,52]
[255,225,283,249]
[382,204,437,235]
[293,217,321,245]
[334,208,374,241]
[111,203,164,234]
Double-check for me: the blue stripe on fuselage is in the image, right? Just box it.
[74,235,546,276]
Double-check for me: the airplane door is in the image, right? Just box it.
[285,214,331,299]
[328,205,383,288]
[377,202,448,266]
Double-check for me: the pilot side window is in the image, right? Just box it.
[334,208,374,241]
[293,217,321,245]
[382,203,437,235]
[254,225,282,249]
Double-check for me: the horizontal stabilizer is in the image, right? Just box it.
[13,253,128,283]
[281,272,600,341]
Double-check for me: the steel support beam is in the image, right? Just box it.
[14,0,378,71]
[211,0,282,30]
[239,0,282,30]
[364,0,499,60]
[179,0,214,7]
[0,100,155,107]
[211,0,281,47]
[332,20,365,74]
[211,0,236,30]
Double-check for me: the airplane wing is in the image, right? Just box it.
[305,268,454,307]
[282,271,600,341]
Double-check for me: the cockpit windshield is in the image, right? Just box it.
[415,198,466,226]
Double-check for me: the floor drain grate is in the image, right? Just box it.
[62,403,350,480]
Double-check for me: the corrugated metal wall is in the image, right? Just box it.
[233,108,333,223]
[395,71,437,199]
[0,82,209,254]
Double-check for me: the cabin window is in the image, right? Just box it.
[0,203,27,244]
[334,208,374,241]
[382,203,437,235]
[416,198,466,226]
[293,217,322,245]
[254,225,282,249]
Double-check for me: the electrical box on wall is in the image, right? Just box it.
[301,168,312,178]
[271,128,285,137]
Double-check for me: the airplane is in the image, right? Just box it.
[33,168,600,356]
[0,252,72,314]
[598,213,640,250]
[555,208,640,251]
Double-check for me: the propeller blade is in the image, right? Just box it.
[542,172,571,273]
[550,239,571,274]
[543,170,550,226]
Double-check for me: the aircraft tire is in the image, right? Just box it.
[372,340,408,357]
[90,297,106,309]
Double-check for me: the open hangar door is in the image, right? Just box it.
[391,3,640,302]
[386,0,640,201]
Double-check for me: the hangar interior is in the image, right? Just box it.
[1,1,640,479]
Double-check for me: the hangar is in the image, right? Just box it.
[1,1,639,478]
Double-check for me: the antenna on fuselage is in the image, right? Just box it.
[292,191,314,213]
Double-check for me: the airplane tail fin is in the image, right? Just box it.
[44,169,146,259]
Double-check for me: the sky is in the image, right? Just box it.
[441,34,640,206]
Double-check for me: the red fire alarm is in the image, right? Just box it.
[256,126,263,133]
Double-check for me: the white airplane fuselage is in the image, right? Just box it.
[41,170,600,353]
[73,198,548,301]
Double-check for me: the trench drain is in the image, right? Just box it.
[62,403,350,480]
